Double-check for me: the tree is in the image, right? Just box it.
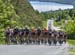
[0,0,17,44]
[64,20,75,39]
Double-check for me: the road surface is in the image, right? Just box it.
[0,44,68,55]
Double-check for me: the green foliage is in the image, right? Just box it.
[0,0,44,44]
[41,9,75,21]
[68,39,75,45]
[0,0,17,27]
[10,0,44,28]
[0,0,75,44]
[64,20,75,39]
[41,9,75,39]
[0,0,17,44]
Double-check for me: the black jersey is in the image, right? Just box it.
[13,28,19,35]
[36,29,41,36]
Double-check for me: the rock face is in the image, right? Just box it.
[10,0,43,27]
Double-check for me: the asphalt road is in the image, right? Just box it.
[0,44,68,55]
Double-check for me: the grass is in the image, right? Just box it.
[69,48,75,55]
[68,39,75,45]
[0,37,6,45]
[69,48,75,52]
[68,39,75,55]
